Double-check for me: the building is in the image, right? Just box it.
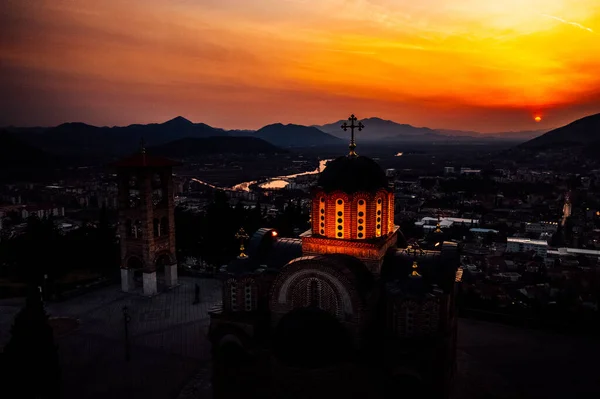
[114,146,180,296]
[416,216,479,231]
[506,237,548,258]
[525,222,558,235]
[209,117,460,399]
[443,166,455,175]
[459,168,481,176]
[546,247,600,266]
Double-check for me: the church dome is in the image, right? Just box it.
[318,155,388,194]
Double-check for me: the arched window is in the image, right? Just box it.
[244,283,253,311]
[128,174,140,208]
[230,280,238,311]
[356,199,366,239]
[388,193,394,233]
[133,220,142,239]
[153,218,160,237]
[375,196,383,237]
[335,198,344,239]
[318,196,326,236]
[152,173,162,189]
[160,217,168,236]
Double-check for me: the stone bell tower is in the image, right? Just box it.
[114,144,180,296]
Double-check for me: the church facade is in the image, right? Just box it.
[209,115,460,399]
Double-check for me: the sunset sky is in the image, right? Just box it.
[1,0,599,132]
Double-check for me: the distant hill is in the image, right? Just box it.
[0,131,60,182]
[488,129,547,141]
[149,136,286,158]
[234,123,342,148]
[519,113,600,149]
[8,117,341,159]
[317,117,443,141]
[436,129,545,141]
[318,117,546,143]
[10,116,227,158]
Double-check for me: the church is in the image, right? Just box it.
[209,115,460,399]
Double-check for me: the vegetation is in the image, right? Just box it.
[0,208,119,297]
[1,286,61,398]
[175,191,308,267]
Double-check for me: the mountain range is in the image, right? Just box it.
[234,123,342,147]
[6,113,600,163]
[149,136,286,158]
[519,112,600,149]
[2,112,599,182]
[316,117,546,142]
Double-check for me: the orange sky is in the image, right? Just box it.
[1,0,599,132]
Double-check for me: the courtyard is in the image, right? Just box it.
[0,277,219,399]
[1,277,599,399]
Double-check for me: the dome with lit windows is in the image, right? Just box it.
[311,155,394,240]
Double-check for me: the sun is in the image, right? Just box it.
[534,116,542,122]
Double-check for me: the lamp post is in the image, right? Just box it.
[122,306,131,362]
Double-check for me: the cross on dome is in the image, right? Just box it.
[340,114,364,157]
[235,227,250,258]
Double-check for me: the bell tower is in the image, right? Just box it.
[114,144,181,296]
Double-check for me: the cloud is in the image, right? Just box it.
[541,14,595,33]
[325,49,378,55]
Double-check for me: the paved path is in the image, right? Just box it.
[0,277,220,399]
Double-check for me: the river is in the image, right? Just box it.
[191,159,330,192]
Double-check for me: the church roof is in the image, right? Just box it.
[382,248,457,293]
[317,155,389,194]
[247,228,303,269]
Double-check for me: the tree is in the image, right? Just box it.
[93,205,119,276]
[1,286,60,398]
[20,215,61,284]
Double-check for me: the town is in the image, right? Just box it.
[1,139,598,335]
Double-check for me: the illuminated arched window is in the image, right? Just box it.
[388,193,394,233]
[318,197,326,236]
[357,199,366,239]
[375,197,383,237]
[335,198,344,238]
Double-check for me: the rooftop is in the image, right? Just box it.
[507,237,548,246]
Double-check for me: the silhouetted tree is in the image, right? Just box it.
[2,286,60,399]
[94,205,119,275]
[20,215,61,284]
